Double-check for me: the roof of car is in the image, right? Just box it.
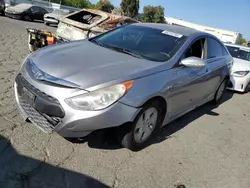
[133,23,200,36]
[224,43,250,51]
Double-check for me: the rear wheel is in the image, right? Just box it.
[213,79,228,105]
[117,101,163,151]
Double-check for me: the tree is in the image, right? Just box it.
[120,0,139,18]
[59,0,94,9]
[95,0,114,13]
[141,5,165,23]
[240,38,247,45]
[112,7,124,16]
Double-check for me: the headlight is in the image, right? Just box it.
[65,80,134,111]
[232,71,249,77]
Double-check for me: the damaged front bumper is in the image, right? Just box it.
[14,73,140,138]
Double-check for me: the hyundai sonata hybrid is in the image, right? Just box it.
[14,23,232,151]
[224,43,250,93]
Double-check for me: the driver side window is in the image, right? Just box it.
[182,38,206,60]
[30,6,38,13]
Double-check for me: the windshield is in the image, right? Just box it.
[90,25,187,62]
[226,46,250,61]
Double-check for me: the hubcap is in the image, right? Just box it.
[25,15,30,20]
[134,107,158,144]
[216,81,225,101]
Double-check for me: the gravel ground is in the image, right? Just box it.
[1,16,250,188]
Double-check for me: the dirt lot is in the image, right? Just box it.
[1,16,250,188]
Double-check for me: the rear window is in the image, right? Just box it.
[67,10,102,25]
[225,46,250,61]
[91,25,187,62]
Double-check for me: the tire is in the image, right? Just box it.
[23,14,32,21]
[213,79,228,105]
[245,82,250,93]
[117,101,163,151]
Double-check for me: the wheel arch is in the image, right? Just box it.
[138,96,167,123]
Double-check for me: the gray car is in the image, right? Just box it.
[44,9,74,26]
[14,23,232,151]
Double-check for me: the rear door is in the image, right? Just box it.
[203,37,227,98]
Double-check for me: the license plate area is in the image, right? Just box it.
[22,87,35,105]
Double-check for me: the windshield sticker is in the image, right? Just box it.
[162,31,183,38]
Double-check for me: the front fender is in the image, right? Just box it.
[119,70,171,108]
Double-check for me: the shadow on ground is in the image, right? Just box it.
[0,136,110,188]
[152,91,234,144]
[84,91,234,151]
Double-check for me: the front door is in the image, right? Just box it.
[167,37,209,118]
[30,6,44,20]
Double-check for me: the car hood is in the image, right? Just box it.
[232,58,250,71]
[30,40,163,90]
[6,6,26,12]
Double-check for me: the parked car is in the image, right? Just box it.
[0,0,5,15]
[56,8,139,40]
[224,43,250,92]
[44,9,74,26]
[5,3,49,21]
[14,23,232,151]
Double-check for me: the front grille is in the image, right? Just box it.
[18,74,60,104]
[16,74,63,132]
[19,100,54,133]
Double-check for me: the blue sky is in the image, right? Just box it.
[90,0,250,40]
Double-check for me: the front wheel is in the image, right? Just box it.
[23,14,32,21]
[213,79,227,105]
[245,82,250,93]
[117,101,163,151]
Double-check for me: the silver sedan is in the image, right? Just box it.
[14,23,232,151]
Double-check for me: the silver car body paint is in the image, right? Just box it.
[14,23,232,138]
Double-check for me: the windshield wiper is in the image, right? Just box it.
[91,39,106,47]
[91,40,145,59]
[107,46,144,59]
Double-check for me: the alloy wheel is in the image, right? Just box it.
[133,107,158,144]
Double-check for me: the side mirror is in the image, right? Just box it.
[180,57,206,68]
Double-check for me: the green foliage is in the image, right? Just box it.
[111,7,124,16]
[95,0,114,13]
[240,38,247,45]
[141,5,165,23]
[49,0,94,9]
[120,0,139,18]
[62,0,93,8]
